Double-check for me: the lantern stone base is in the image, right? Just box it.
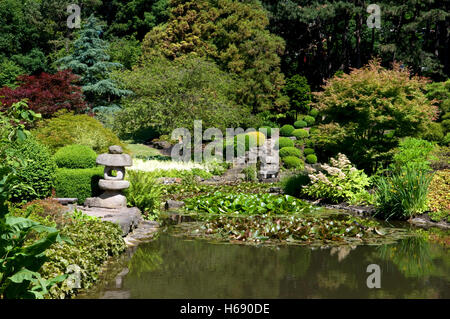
[85,191,127,209]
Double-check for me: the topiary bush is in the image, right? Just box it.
[244,131,266,147]
[303,115,316,126]
[280,124,295,137]
[282,173,311,197]
[283,156,304,169]
[305,154,318,164]
[276,137,294,149]
[32,111,124,154]
[4,136,57,203]
[279,147,302,158]
[54,167,103,204]
[53,144,97,169]
[309,108,319,118]
[292,129,309,139]
[294,120,307,128]
[304,148,315,155]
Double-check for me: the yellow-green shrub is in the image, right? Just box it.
[427,169,450,222]
[32,111,125,154]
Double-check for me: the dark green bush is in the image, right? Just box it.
[54,167,103,204]
[53,144,97,169]
[282,173,311,197]
[279,147,301,158]
[280,124,295,137]
[305,154,318,164]
[292,129,309,139]
[303,115,316,126]
[422,122,444,143]
[276,137,294,149]
[294,120,307,128]
[304,148,315,155]
[5,137,57,203]
[309,108,319,118]
[283,156,304,169]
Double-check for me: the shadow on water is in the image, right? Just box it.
[80,229,449,299]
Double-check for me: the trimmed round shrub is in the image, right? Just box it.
[280,124,295,137]
[309,108,319,118]
[303,115,316,126]
[5,137,57,203]
[294,120,307,128]
[283,156,304,169]
[306,154,318,164]
[292,129,309,139]
[282,173,311,197]
[54,144,97,169]
[245,131,266,147]
[54,167,103,204]
[304,148,315,155]
[32,111,124,154]
[276,137,294,149]
[279,147,302,158]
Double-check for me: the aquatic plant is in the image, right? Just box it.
[185,192,312,216]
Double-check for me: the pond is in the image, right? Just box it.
[80,224,449,299]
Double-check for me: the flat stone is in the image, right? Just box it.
[99,179,130,191]
[79,206,142,236]
[85,192,127,209]
[164,200,185,210]
[109,145,123,154]
[96,153,132,167]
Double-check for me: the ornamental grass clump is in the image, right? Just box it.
[302,153,371,204]
[374,168,433,221]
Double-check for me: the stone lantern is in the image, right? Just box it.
[85,145,132,209]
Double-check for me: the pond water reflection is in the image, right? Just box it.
[81,231,449,299]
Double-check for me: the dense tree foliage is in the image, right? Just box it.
[142,0,287,113]
[0,70,87,118]
[58,15,131,109]
[262,0,450,88]
[99,0,170,40]
[283,75,311,120]
[312,60,438,173]
[113,55,250,139]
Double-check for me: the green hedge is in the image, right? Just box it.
[303,115,316,125]
[4,137,57,203]
[304,148,315,155]
[283,156,304,169]
[309,108,319,118]
[294,120,307,128]
[279,147,302,158]
[54,167,103,204]
[280,124,295,137]
[54,144,97,169]
[306,154,318,164]
[292,129,309,139]
[276,137,294,149]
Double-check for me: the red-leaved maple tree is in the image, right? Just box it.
[0,70,88,117]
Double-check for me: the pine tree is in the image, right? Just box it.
[58,15,131,111]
